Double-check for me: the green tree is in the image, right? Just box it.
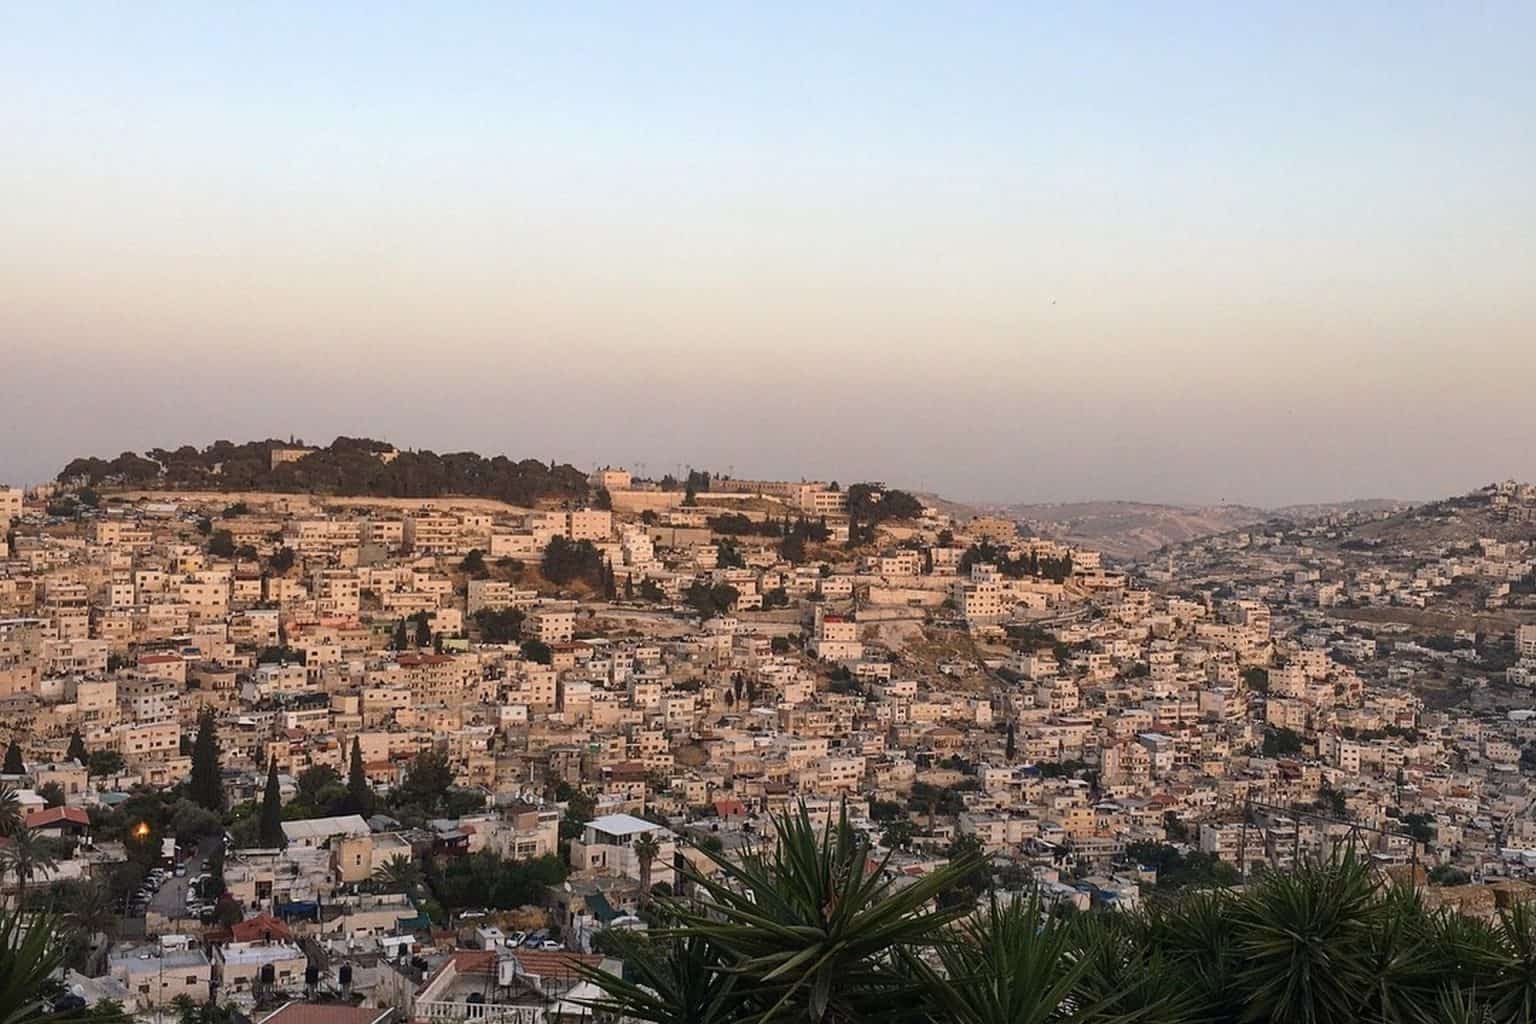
[1,741,23,775]
[473,607,525,643]
[0,785,22,837]
[944,833,991,905]
[398,749,454,809]
[633,833,662,909]
[59,878,118,947]
[66,730,87,765]
[1,829,59,901]
[258,758,285,848]
[207,530,236,558]
[881,819,916,850]
[715,541,745,569]
[1262,727,1305,757]
[371,854,423,896]
[295,765,342,807]
[170,799,224,844]
[685,582,739,619]
[36,783,65,809]
[86,749,124,782]
[347,738,373,815]
[542,536,607,587]
[188,709,226,812]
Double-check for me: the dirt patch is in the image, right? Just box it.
[1331,606,1535,636]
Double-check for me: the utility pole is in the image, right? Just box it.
[1238,794,1251,880]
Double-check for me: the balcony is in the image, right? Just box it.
[415,1001,542,1024]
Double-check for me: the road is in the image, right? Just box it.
[148,836,219,921]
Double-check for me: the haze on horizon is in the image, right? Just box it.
[3,3,1533,508]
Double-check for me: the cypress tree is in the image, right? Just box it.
[392,619,409,651]
[2,740,24,775]
[347,738,372,815]
[1005,721,1017,762]
[259,757,286,848]
[66,730,87,764]
[189,709,226,812]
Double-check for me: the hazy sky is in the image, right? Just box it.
[3,3,1533,506]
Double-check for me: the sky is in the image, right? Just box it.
[3,3,1534,507]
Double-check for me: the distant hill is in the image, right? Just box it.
[56,437,591,506]
[989,498,1407,560]
[999,501,1271,560]
[1313,486,1534,549]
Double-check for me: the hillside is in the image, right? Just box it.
[977,497,1408,560]
[998,501,1273,560]
[1318,486,1536,550]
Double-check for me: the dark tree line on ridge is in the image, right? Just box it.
[58,436,591,506]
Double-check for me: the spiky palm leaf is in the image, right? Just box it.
[907,894,1086,1024]
[576,931,747,1024]
[1355,884,1444,1024]
[1436,985,1491,1024]
[0,791,20,842]
[0,907,76,1024]
[1135,889,1243,1023]
[1064,910,1199,1024]
[1230,852,1381,1024]
[1487,900,1536,1024]
[666,802,977,1024]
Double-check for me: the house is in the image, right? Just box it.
[108,937,212,1008]
[25,805,90,837]
[567,814,676,887]
[215,939,309,995]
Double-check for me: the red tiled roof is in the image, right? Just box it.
[509,949,603,981]
[230,912,294,943]
[257,1003,391,1024]
[26,806,89,829]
